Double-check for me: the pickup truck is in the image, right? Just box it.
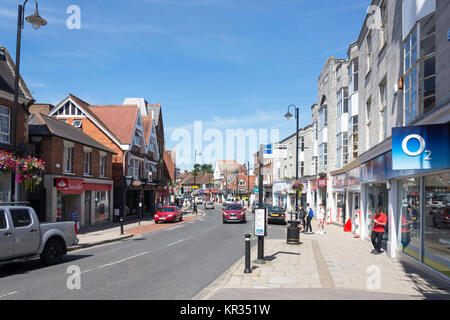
[0,206,79,267]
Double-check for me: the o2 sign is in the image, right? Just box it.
[401,134,431,160]
[392,124,449,171]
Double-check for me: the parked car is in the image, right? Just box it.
[267,206,287,224]
[195,197,203,205]
[222,203,247,223]
[155,206,183,224]
[433,205,450,228]
[204,201,214,210]
[252,202,270,213]
[0,206,79,267]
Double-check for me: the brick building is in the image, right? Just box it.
[28,112,115,227]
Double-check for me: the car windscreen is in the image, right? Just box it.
[160,207,175,212]
[226,205,242,211]
[269,207,284,212]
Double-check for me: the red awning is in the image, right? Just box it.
[83,183,112,192]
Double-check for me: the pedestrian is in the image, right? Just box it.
[317,203,325,235]
[70,207,80,230]
[305,203,313,234]
[371,206,388,254]
[298,205,306,232]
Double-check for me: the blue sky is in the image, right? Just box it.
[0,0,369,170]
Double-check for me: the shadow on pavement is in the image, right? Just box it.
[264,251,301,262]
[0,254,93,278]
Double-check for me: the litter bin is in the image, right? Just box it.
[287,220,300,245]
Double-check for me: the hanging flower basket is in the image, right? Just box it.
[0,151,45,192]
[291,179,303,196]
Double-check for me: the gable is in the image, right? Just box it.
[51,99,86,117]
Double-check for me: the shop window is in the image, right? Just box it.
[366,184,389,240]
[398,177,421,260]
[95,191,109,223]
[424,173,450,276]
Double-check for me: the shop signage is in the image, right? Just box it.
[309,180,317,191]
[263,144,288,159]
[392,124,450,170]
[55,178,83,194]
[318,178,327,188]
[333,175,346,188]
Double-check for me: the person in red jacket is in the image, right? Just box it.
[371,206,387,254]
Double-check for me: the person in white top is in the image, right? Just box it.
[317,203,325,234]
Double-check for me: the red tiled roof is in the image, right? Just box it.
[88,105,139,145]
[164,151,175,181]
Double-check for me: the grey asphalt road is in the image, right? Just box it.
[0,207,287,300]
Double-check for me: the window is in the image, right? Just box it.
[84,151,91,175]
[134,131,141,146]
[319,106,328,130]
[349,59,359,93]
[336,132,349,168]
[0,210,6,229]
[10,209,32,228]
[63,145,73,173]
[403,14,435,125]
[366,32,372,73]
[318,143,327,172]
[128,159,140,179]
[366,98,371,150]
[0,106,10,143]
[300,161,304,177]
[312,156,318,175]
[73,119,82,128]
[100,155,106,177]
[379,79,388,141]
[337,88,349,117]
[313,122,318,140]
[379,0,388,48]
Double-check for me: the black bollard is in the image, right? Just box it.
[244,234,252,274]
[120,217,124,235]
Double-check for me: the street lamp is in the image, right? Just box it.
[11,0,46,201]
[284,105,299,221]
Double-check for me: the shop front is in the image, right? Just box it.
[48,176,113,228]
[332,174,346,225]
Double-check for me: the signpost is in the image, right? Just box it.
[254,209,267,237]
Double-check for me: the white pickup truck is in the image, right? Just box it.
[0,206,79,267]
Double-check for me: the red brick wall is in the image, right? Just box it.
[58,117,121,182]
[0,96,28,147]
[39,135,113,179]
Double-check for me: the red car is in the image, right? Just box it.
[223,203,247,224]
[155,206,183,224]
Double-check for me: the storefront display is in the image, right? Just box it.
[95,191,110,223]
[366,183,388,240]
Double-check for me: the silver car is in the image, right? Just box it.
[204,201,214,210]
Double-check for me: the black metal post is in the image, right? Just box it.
[244,233,252,274]
[256,144,265,263]
[295,106,299,221]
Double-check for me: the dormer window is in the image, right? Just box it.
[73,119,82,128]
[134,131,141,146]
[55,102,85,116]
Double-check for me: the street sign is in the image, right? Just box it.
[191,186,199,189]
[254,209,267,236]
[263,144,288,159]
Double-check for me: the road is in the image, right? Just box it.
[0,206,286,300]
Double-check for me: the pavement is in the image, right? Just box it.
[68,207,205,251]
[194,224,450,300]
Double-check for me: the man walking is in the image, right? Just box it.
[305,203,313,234]
[371,206,387,254]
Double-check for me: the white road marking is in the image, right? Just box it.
[0,291,18,299]
[167,236,194,247]
[81,252,149,274]
[201,226,217,233]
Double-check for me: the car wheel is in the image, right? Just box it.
[40,239,65,266]
[155,221,159,224]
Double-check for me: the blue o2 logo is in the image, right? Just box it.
[401,134,432,160]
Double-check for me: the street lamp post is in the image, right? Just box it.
[284,105,299,221]
[11,0,46,201]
